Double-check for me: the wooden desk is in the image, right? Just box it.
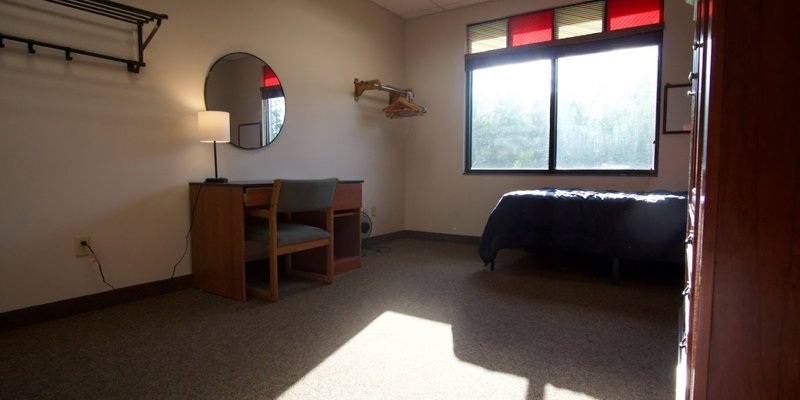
[189,180,362,300]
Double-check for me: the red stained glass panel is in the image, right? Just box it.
[607,0,662,30]
[263,66,280,87]
[509,10,554,46]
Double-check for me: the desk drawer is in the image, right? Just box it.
[334,183,362,210]
[244,183,361,209]
[244,187,271,207]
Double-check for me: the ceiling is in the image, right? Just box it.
[369,0,494,19]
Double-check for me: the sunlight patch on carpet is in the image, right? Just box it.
[277,311,529,399]
[544,383,601,400]
[674,356,686,400]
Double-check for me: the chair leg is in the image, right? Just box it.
[284,244,334,284]
[268,252,279,302]
[326,242,334,284]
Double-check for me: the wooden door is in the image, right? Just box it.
[684,0,713,397]
[684,0,715,399]
[685,0,800,398]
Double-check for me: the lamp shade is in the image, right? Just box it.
[198,111,230,143]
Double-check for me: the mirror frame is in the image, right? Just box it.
[204,52,286,149]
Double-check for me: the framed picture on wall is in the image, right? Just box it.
[238,122,263,149]
[663,83,692,134]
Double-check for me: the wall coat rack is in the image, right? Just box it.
[0,0,168,73]
[354,78,427,119]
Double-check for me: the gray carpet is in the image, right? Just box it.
[0,239,680,400]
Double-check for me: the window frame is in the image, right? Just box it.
[464,26,664,176]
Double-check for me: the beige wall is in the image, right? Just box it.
[0,0,406,312]
[0,0,694,313]
[403,0,695,236]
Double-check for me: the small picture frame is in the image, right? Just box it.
[238,122,263,149]
[663,83,692,134]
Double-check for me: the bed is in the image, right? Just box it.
[478,189,687,273]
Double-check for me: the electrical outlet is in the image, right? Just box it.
[74,236,91,257]
[370,205,377,218]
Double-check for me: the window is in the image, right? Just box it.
[555,45,659,170]
[468,19,507,54]
[509,10,553,46]
[555,1,605,39]
[471,60,551,169]
[465,1,663,174]
[467,0,662,54]
[261,65,286,144]
[263,97,285,143]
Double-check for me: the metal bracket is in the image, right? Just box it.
[354,78,415,101]
[353,78,427,119]
[0,0,168,73]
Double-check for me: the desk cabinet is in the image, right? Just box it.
[189,181,362,300]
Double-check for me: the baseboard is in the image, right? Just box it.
[363,230,480,246]
[0,275,192,331]
[3,231,480,330]
[362,231,408,245]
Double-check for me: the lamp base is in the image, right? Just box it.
[204,177,229,183]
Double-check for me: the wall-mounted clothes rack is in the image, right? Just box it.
[0,0,168,73]
[354,78,427,119]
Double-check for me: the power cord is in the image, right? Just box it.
[171,183,204,279]
[76,184,204,289]
[83,241,116,290]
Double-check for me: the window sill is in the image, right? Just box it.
[463,169,657,177]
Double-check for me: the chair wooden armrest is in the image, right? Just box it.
[245,179,338,302]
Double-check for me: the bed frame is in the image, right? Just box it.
[478,189,687,279]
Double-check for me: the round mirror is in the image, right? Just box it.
[204,52,286,149]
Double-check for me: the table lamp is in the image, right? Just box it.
[198,111,230,183]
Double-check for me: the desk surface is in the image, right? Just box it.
[190,180,364,188]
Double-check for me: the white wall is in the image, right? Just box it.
[0,0,406,312]
[403,0,695,236]
[0,0,695,313]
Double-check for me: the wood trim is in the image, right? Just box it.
[0,276,192,331]
[288,269,332,284]
[244,187,271,207]
[190,184,247,301]
[275,238,331,256]
[688,0,720,397]
[267,180,281,301]
[250,179,337,301]
[333,255,361,274]
[333,182,362,210]
[191,181,361,301]
[687,0,800,398]
[326,207,335,283]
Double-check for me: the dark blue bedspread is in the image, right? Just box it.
[478,189,688,266]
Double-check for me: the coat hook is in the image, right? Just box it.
[27,42,35,54]
[65,50,73,61]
